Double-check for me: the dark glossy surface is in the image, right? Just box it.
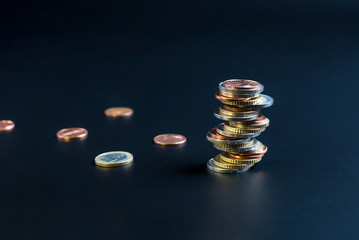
[1,1,359,239]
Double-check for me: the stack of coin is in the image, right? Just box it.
[207,79,273,173]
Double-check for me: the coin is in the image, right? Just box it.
[216,123,261,138]
[214,107,259,122]
[229,113,269,128]
[104,107,134,117]
[222,79,260,90]
[213,154,254,169]
[153,134,187,146]
[56,127,88,141]
[95,151,133,167]
[0,120,15,131]
[207,158,250,174]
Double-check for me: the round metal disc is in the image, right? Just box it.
[216,123,261,138]
[95,151,133,168]
[214,108,259,122]
[207,159,250,174]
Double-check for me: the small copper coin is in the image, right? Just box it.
[153,134,187,146]
[104,107,134,118]
[0,120,15,131]
[56,127,88,141]
[222,79,261,90]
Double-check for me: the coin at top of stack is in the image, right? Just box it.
[207,79,273,174]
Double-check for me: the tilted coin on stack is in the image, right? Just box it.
[207,79,273,173]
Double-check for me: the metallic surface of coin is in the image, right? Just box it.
[56,128,88,141]
[219,81,264,98]
[220,96,267,107]
[95,151,133,167]
[230,113,269,128]
[207,158,250,173]
[222,79,261,90]
[220,153,262,164]
[216,123,261,138]
[0,120,15,131]
[153,134,187,146]
[214,108,259,122]
[207,128,250,142]
[212,141,258,153]
[215,92,261,102]
[104,107,134,117]
[213,154,254,169]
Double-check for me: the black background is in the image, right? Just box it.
[1,1,359,239]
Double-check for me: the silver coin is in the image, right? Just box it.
[212,138,258,153]
[95,151,134,167]
[206,131,252,145]
[248,94,274,108]
[214,108,259,122]
[207,158,250,174]
[218,82,264,96]
[216,123,262,138]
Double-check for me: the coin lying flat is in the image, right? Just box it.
[207,159,250,174]
[95,151,133,167]
[0,120,15,131]
[104,107,134,118]
[56,127,88,141]
[153,134,187,146]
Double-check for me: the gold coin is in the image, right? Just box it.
[95,151,133,167]
[213,154,253,169]
[219,152,262,164]
[223,123,266,134]
[104,107,134,118]
[220,96,266,107]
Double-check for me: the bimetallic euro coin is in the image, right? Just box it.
[95,151,133,167]
[247,94,273,109]
[207,158,250,174]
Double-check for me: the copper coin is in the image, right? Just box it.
[104,107,134,118]
[215,92,258,102]
[222,79,261,90]
[56,127,88,141]
[153,134,187,146]
[0,120,15,131]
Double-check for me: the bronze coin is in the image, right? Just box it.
[0,120,15,131]
[222,79,261,90]
[104,107,134,118]
[153,134,187,146]
[56,128,88,141]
